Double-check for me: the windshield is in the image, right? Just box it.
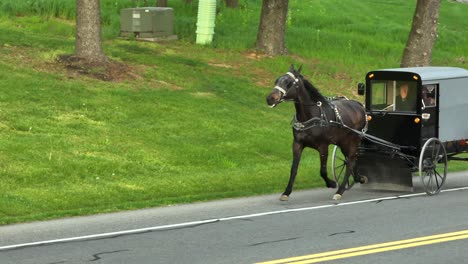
[369,80,417,112]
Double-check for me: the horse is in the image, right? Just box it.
[266,65,368,200]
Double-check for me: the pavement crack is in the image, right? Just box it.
[248,237,301,247]
[329,230,355,236]
[88,249,130,262]
[375,196,411,204]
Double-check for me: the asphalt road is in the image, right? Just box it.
[1,172,467,264]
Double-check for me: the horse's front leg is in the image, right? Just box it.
[318,145,337,188]
[280,141,304,201]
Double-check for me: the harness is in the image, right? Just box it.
[292,100,344,131]
[274,72,369,134]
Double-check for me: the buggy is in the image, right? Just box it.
[332,66,468,194]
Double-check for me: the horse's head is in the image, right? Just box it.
[266,64,303,108]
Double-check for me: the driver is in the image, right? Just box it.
[395,83,416,111]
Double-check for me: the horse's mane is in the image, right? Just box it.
[302,77,328,102]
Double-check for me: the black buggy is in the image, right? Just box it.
[332,66,468,195]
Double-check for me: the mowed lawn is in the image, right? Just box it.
[0,0,467,224]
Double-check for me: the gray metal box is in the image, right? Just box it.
[120,7,174,38]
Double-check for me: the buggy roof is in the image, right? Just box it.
[377,66,468,81]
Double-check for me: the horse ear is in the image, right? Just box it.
[297,65,303,74]
[289,64,295,72]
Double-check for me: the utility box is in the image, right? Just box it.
[120,7,176,39]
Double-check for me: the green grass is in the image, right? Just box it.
[0,0,467,224]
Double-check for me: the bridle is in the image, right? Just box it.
[272,72,300,103]
[272,72,324,107]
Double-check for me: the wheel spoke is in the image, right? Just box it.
[433,170,440,188]
[434,170,445,187]
[337,165,345,180]
[335,163,345,171]
[434,144,442,163]
[427,172,433,188]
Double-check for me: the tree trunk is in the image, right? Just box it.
[256,0,289,56]
[400,0,441,67]
[156,0,168,7]
[75,0,107,64]
[225,0,239,8]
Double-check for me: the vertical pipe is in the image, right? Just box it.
[196,0,216,44]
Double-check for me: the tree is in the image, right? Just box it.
[256,0,289,56]
[156,0,168,7]
[225,0,239,8]
[75,0,107,64]
[400,0,441,67]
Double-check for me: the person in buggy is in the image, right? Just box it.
[395,83,416,111]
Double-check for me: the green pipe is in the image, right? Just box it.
[196,0,216,44]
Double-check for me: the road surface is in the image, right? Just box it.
[1,172,467,264]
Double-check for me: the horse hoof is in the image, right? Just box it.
[360,176,368,184]
[333,194,342,200]
[279,195,289,201]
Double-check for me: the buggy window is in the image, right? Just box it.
[369,81,392,111]
[369,80,417,112]
[422,84,437,108]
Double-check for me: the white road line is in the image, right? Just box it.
[1,186,468,251]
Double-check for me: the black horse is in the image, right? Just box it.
[266,65,368,200]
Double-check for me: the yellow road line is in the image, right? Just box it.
[257,229,468,264]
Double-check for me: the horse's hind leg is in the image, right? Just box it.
[280,141,304,201]
[333,143,360,200]
[334,157,355,200]
[318,145,336,188]
[349,138,365,184]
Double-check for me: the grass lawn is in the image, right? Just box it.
[0,0,467,225]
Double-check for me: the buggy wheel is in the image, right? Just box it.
[331,145,354,190]
[419,138,447,195]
